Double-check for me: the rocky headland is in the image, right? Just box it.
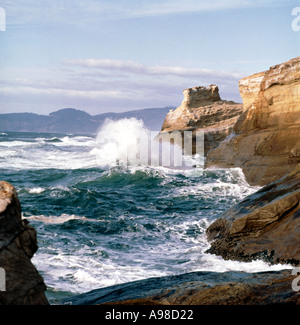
[160,85,243,155]
[0,181,49,305]
[206,56,300,186]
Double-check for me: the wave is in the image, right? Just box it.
[0,119,203,171]
[25,214,95,224]
[54,136,96,147]
[35,137,63,143]
[0,140,34,147]
[92,118,204,169]
[30,212,292,296]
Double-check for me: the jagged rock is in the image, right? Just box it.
[206,164,300,266]
[0,181,49,305]
[65,269,300,305]
[206,56,300,186]
[160,85,243,155]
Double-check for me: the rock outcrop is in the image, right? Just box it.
[160,85,243,155]
[65,269,300,305]
[0,181,49,305]
[206,56,300,186]
[206,164,300,266]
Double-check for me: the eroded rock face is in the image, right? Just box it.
[206,56,300,186]
[66,269,300,305]
[0,181,49,305]
[161,85,243,155]
[206,164,300,266]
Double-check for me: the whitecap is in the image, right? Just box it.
[28,187,46,194]
[26,214,86,224]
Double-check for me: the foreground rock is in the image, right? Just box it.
[65,269,299,305]
[0,181,49,305]
[206,164,300,266]
[206,56,300,186]
[160,85,243,155]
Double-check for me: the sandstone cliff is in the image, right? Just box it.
[160,85,243,155]
[0,181,49,305]
[206,56,300,186]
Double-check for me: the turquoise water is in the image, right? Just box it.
[0,121,286,304]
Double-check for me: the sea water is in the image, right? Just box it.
[0,119,291,304]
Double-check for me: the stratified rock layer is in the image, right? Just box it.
[65,269,300,305]
[206,56,300,186]
[206,164,300,266]
[0,181,49,305]
[161,85,243,155]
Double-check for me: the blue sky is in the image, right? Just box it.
[0,0,299,115]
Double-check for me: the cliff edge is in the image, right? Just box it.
[160,85,243,155]
[206,56,300,186]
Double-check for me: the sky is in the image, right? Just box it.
[0,0,299,115]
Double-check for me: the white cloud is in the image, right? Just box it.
[64,58,244,80]
[0,58,244,115]
[0,86,125,100]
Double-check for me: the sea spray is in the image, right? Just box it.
[92,118,204,169]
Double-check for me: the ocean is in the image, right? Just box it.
[0,118,290,304]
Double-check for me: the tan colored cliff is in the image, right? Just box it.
[160,85,243,155]
[206,56,300,186]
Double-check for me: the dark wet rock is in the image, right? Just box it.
[0,181,49,305]
[65,269,300,305]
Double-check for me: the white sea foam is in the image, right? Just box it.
[26,214,89,224]
[54,136,96,147]
[0,144,98,170]
[191,228,294,274]
[32,215,292,295]
[175,172,258,200]
[0,140,34,147]
[0,119,203,171]
[28,187,46,194]
[32,247,172,294]
[0,133,99,170]
[92,118,203,169]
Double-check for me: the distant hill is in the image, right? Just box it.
[0,107,174,134]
